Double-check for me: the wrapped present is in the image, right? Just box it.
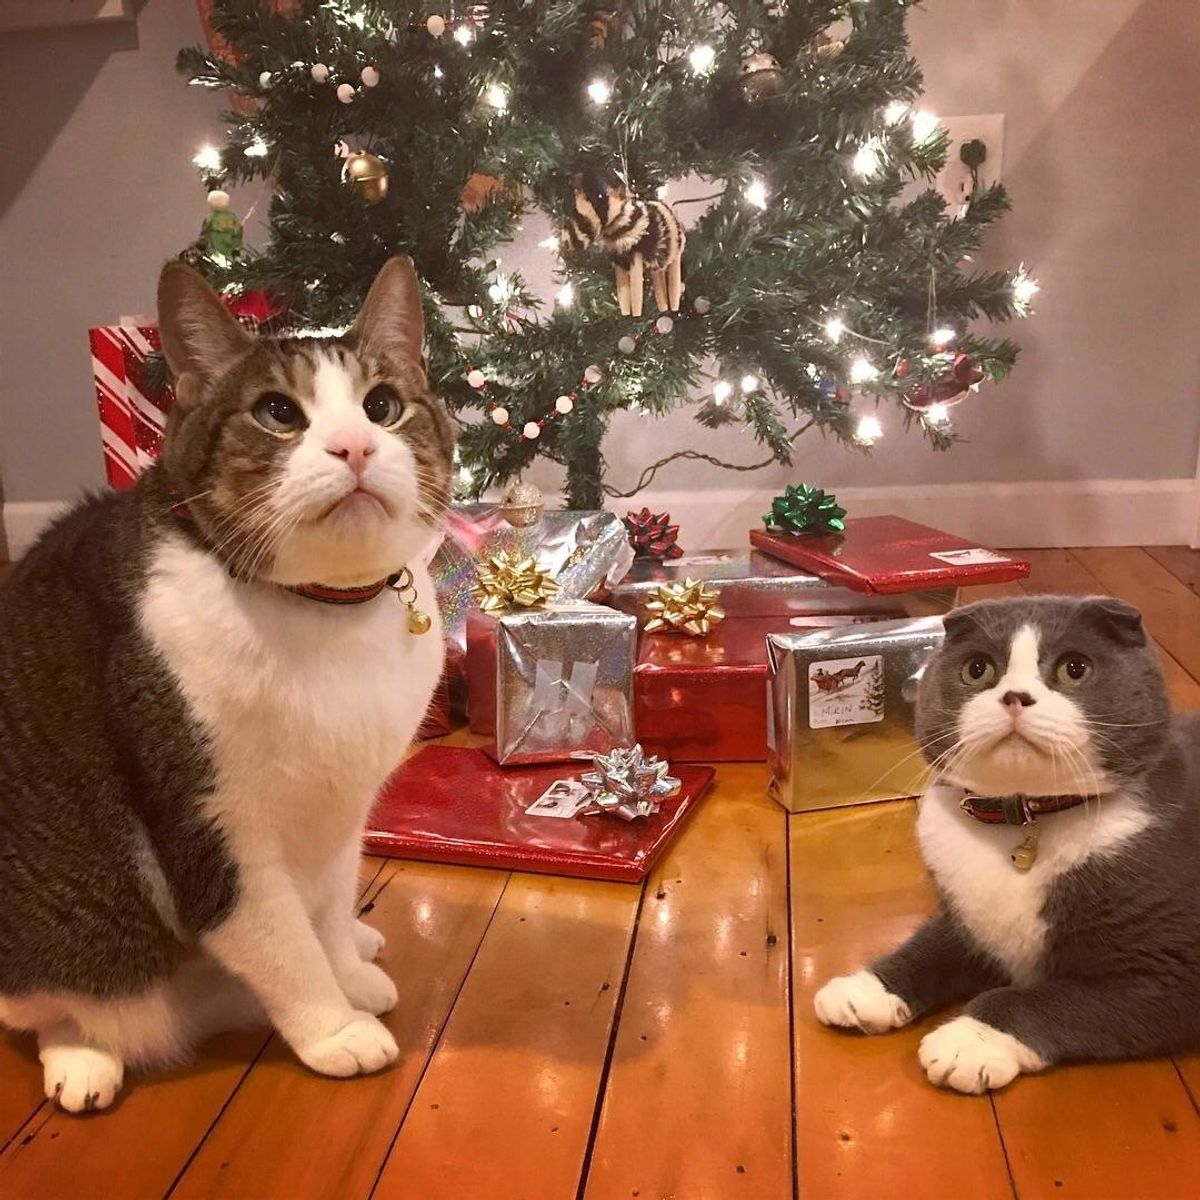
[433,506,635,679]
[766,616,945,812]
[751,516,1029,596]
[636,614,876,763]
[89,323,175,489]
[466,601,636,764]
[365,746,715,882]
[609,549,953,622]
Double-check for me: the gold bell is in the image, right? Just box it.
[1010,834,1039,872]
[407,608,433,636]
[342,151,389,205]
[389,567,433,636]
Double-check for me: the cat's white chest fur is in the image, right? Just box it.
[917,782,1151,985]
[139,536,442,885]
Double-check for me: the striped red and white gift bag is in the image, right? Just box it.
[88,325,175,490]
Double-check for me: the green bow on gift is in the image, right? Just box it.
[763,484,847,535]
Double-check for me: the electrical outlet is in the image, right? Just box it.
[935,114,1005,216]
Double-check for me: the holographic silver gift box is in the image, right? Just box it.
[466,601,637,765]
[766,616,945,813]
[608,550,954,624]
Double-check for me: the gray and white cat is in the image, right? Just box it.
[815,596,1200,1092]
[0,257,453,1112]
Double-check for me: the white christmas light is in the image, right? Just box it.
[883,100,909,125]
[587,78,611,105]
[824,316,846,344]
[433,65,445,80]
[555,395,574,414]
[244,136,269,158]
[856,413,884,443]
[484,83,508,111]
[1012,266,1040,315]
[457,465,475,486]
[258,71,273,89]
[713,380,733,406]
[192,145,223,173]
[744,178,768,209]
[925,403,950,425]
[911,109,940,142]
[522,421,541,440]
[850,355,878,383]
[487,281,506,303]
[538,236,560,250]
[741,374,759,394]
[466,304,483,319]
[556,282,575,308]
[490,406,509,425]
[453,25,473,46]
[852,138,884,177]
[930,327,955,345]
[689,44,716,75]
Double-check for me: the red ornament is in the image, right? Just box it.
[223,288,285,330]
[903,352,984,410]
[625,509,684,561]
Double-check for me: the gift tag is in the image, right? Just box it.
[525,779,592,819]
[676,553,733,567]
[808,654,886,729]
[929,547,1011,566]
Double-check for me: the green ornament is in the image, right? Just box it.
[763,484,847,535]
[201,190,243,266]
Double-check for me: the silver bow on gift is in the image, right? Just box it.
[578,745,681,822]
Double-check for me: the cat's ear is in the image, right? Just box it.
[348,256,425,365]
[943,602,990,641]
[157,261,253,403]
[1082,597,1147,647]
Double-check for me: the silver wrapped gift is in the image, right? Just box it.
[433,506,635,659]
[609,550,954,624]
[467,601,636,765]
[766,616,945,812]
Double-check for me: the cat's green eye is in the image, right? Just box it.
[960,654,998,687]
[252,392,306,434]
[363,384,405,427]
[1055,654,1093,687]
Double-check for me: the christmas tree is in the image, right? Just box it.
[179,1,1036,510]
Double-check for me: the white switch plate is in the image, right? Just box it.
[935,114,1006,216]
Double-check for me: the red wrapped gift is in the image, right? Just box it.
[365,746,715,882]
[750,516,1030,596]
[636,614,876,763]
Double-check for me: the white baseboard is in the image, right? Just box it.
[2,479,1195,564]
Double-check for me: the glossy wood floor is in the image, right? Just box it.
[3,548,1200,1199]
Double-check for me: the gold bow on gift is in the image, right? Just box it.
[643,578,725,636]
[471,551,561,614]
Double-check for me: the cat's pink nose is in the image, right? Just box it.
[325,433,376,475]
[1001,690,1036,709]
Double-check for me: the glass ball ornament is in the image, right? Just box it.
[500,481,545,528]
[555,395,574,414]
[310,63,330,83]
[341,151,389,205]
[467,369,487,389]
[490,406,509,424]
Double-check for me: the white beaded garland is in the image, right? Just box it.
[522,422,541,440]
[583,364,603,384]
[555,395,574,414]
[466,369,487,389]
[655,315,675,334]
[336,83,357,103]
[693,296,712,314]
[360,65,380,87]
[618,335,637,354]
[310,63,330,83]
[258,70,273,88]
[490,406,510,425]
[426,14,447,37]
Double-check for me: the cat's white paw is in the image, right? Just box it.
[814,970,911,1034]
[40,1044,124,1114]
[336,961,398,1016]
[353,918,386,961]
[297,1015,399,1078]
[919,1015,1044,1094]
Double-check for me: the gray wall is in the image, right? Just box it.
[2,0,1197,507]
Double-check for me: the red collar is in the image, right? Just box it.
[958,792,1097,826]
[169,490,393,606]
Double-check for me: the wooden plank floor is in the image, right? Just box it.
[4,548,1200,1198]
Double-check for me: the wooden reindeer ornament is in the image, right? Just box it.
[563,168,685,317]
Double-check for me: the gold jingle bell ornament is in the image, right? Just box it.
[342,151,389,204]
[500,481,545,528]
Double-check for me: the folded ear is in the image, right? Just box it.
[942,600,993,641]
[347,256,425,365]
[157,261,252,401]
[1082,597,1146,647]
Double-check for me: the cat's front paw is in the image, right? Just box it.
[297,1015,399,1078]
[337,960,398,1016]
[353,918,386,961]
[919,1016,1044,1094]
[814,970,911,1034]
[40,1044,124,1114]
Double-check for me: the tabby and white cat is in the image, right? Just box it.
[0,257,453,1112]
[815,596,1200,1092]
